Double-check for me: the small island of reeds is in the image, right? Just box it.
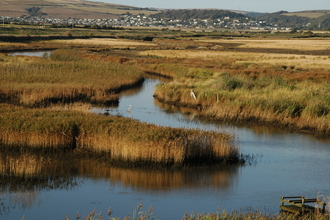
[0,103,239,167]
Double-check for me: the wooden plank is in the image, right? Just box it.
[289,199,318,203]
[282,196,304,199]
[280,205,316,214]
[280,205,301,214]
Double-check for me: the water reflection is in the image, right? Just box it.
[0,150,81,215]
[105,166,238,191]
[7,51,52,57]
[1,77,330,219]
[0,151,239,192]
[0,148,240,216]
[0,151,80,191]
[90,78,330,214]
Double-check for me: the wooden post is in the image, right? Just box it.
[302,196,305,206]
[322,202,326,214]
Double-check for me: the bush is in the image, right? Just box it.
[222,74,242,91]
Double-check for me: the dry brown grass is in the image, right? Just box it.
[139,50,330,69]
[0,49,144,106]
[198,38,330,51]
[139,37,330,70]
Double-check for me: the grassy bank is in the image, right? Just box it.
[152,67,330,134]
[137,41,330,134]
[0,103,238,167]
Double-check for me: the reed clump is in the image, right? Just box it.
[181,210,330,220]
[0,49,144,106]
[67,207,330,220]
[0,104,238,167]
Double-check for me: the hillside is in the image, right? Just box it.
[0,0,158,19]
[1,0,329,29]
[149,9,250,20]
[285,10,330,18]
[258,10,330,29]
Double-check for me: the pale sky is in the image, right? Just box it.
[90,0,329,13]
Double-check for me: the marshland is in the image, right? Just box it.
[0,25,329,219]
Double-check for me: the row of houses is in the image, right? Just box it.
[1,14,292,30]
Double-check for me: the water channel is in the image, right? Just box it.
[1,52,329,220]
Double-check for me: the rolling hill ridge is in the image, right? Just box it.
[0,0,329,29]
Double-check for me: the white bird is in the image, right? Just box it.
[190,90,196,100]
[127,105,131,113]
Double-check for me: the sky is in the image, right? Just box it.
[90,0,329,13]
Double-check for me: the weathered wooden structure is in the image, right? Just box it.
[280,196,327,215]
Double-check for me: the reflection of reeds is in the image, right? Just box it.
[0,152,42,177]
[0,148,237,215]
[76,159,236,190]
[7,190,39,209]
[0,150,80,212]
[0,150,80,190]
[0,149,237,194]
[108,166,235,190]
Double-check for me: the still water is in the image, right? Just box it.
[7,51,52,57]
[1,72,330,219]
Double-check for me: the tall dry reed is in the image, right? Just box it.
[0,49,144,106]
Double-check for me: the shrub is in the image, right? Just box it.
[222,74,243,91]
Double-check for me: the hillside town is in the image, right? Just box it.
[1,13,293,31]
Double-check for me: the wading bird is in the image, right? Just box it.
[127,105,131,113]
[190,90,196,100]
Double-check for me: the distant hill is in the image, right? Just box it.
[244,12,267,18]
[285,10,330,18]
[149,9,251,20]
[0,0,266,20]
[258,10,330,29]
[0,0,329,29]
[0,0,158,19]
